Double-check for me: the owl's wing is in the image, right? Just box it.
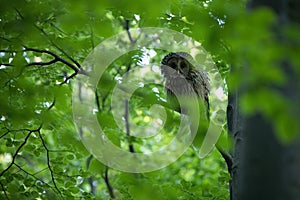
[189,70,210,151]
[192,70,210,120]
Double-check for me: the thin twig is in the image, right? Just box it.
[0,181,8,199]
[32,24,82,70]
[86,155,96,198]
[48,149,73,153]
[23,47,79,72]
[0,130,10,139]
[0,128,34,139]
[23,47,89,84]
[86,155,93,170]
[102,167,115,199]
[60,72,78,85]
[50,42,82,70]
[0,126,42,177]
[10,8,86,84]
[0,36,12,43]
[124,20,134,44]
[0,63,13,67]
[124,99,135,153]
[50,22,67,36]
[16,8,82,72]
[26,59,58,67]
[38,130,62,196]
[217,146,233,174]
[124,20,135,153]
[0,49,15,53]
[32,167,48,176]
[14,163,57,194]
[47,99,56,110]
[95,91,101,111]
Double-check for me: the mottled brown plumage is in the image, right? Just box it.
[161,52,232,167]
[161,52,210,120]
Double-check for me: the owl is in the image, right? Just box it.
[161,52,210,120]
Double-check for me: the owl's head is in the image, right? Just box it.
[161,52,195,78]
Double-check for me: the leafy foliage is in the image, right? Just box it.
[1,0,299,199]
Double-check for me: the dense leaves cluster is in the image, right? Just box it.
[0,0,232,199]
[1,0,299,199]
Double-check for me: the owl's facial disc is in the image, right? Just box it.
[163,57,190,78]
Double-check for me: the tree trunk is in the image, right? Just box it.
[227,77,244,200]
[229,0,300,199]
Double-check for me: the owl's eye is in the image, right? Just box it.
[168,60,177,69]
[180,61,188,69]
[179,60,189,74]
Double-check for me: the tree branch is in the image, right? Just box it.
[32,23,82,70]
[0,129,10,139]
[124,19,135,44]
[60,72,78,85]
[14,163,57,194]
[86,155,96,199]
[0,36,12,43]
[22,47,89,83]
[38,130,62,196]
[123,20,136,153]
[0,181,8,199]
[47,99,56,110]
[26,59,58,67]
[125,99,135,153]
[217,146,233,174]
[0,63,13,67]
[102,167,115,199]
[0,126,42,177]
[23,47,79,72]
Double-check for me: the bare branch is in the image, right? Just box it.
[22,47,89,84]
[32,24,82,70]
[49,22,67,36]
[26,59,58,67]
[0,126,42,177]
[123,20,135,153]
[47,99,56,110]
[60,72,78,85]
[0,129,10,139]
[0,63,13,67]
[86,155,96,198]
[86,155,93,170]
[102,167,115,199]
[48,149,73,153]
[0,49,14,53]
[14,163,57,193]
[23,47,79,72]
[0,36,12,43]
[124,19,134,44]
[0,181,8,199]
[217,146,233,174]
[124,99,135,153]
[50,42,82,70]
[38,130,62,196]
[95,90,101,111]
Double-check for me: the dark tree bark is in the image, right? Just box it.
[227,85,244,200]
[229,0,300,199]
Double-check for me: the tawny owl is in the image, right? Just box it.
[161,52,232,166]
[161,52,210,120]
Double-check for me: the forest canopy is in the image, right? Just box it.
[1,0,299,199]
